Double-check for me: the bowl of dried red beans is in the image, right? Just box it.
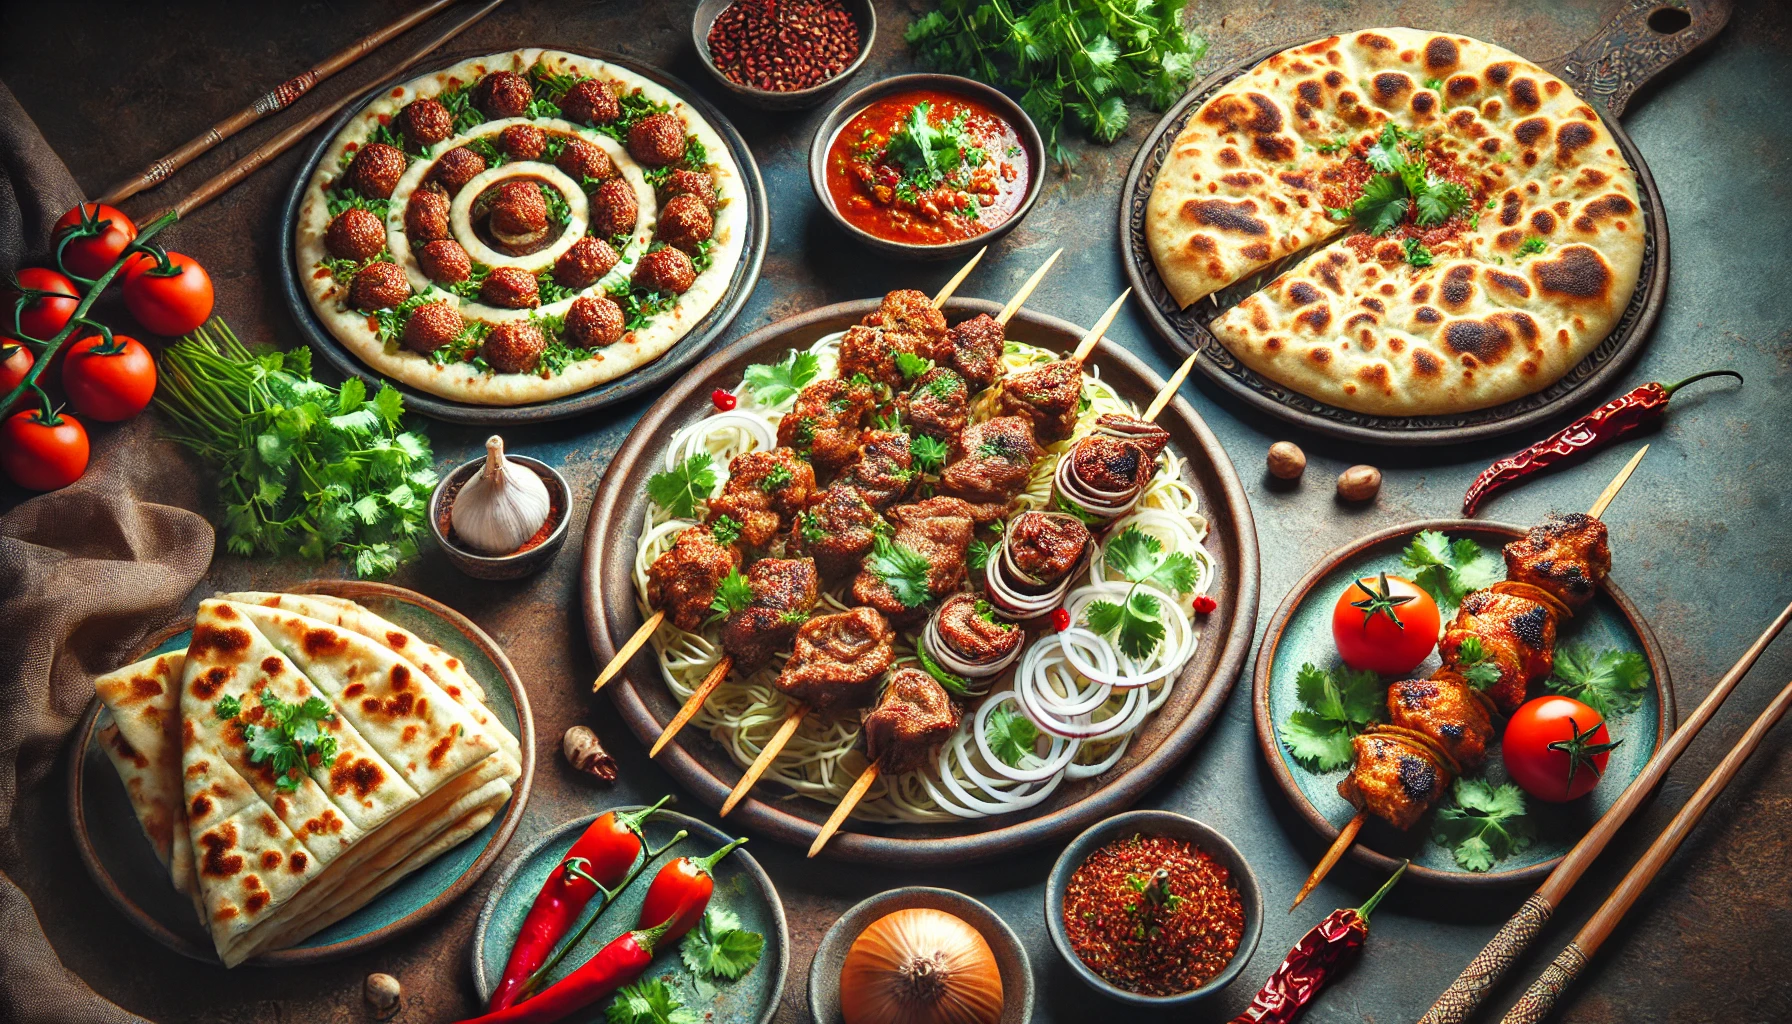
[694,0,875,110]
[1046,810,1262,1007]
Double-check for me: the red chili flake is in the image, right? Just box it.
[711,388,738,411]
[1062,834,1244,996]
[1193,595,1218,615]
[1051,608,1071,632]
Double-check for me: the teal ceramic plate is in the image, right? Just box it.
[1252,520,1674,887]
[471,809,787,1024]
[67,581,535,965]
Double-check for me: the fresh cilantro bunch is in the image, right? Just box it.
[606,979,697,1024]
[1327,123,1473,259]
[1433,778,1533,871]
[156,320,436,579]
[1401,530,1503,613]
[1283,662,1385,771]
[213,689,339,792]
[1547,646,1651,717]
[906,0,1206,165]
[741,350,820,408]
[1083,527,1199,660]
[681,906,765,981]
[647,453,718,521]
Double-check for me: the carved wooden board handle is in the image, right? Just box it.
[1501,943,1590,1024]
[1546,0,1733,118]
[1418,894,1554,1024]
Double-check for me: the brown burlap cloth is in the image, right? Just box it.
[0,80,212,1024]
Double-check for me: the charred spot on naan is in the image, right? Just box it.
[1371,72,1415,106]
[106,728,150,769]
[302,626,350,658]
[1572,193,1636,234]
[200,823,244,877]
[1196,92,1297,161]
[190,665,235,701]
[1442,311,1540,366]
[1424,36,1463,73]
[1554,121,1598,165]
[1179,198,1270,238]
[1532,245,1616,303]
[190,622,252,662]
[329,754,387,801]
[1508,77,1543,113]
[1485,268,1533,299]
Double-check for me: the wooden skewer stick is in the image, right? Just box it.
[649,655,732,757]
[1070,289,1131,364]
[1142,352,1199,422]
[808,762,881,857]
[931,247,987,309]
[100,0,467,206]
[1292,449,1649,910]
[593,610,664,695]
[720,703,807,816]
[994,248,1063,325]
[1498,672,1792,1024]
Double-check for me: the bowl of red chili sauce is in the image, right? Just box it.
[1045,810,1262,1006]
[809,74,1044,260]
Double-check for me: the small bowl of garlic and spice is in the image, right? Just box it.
[1046,810,1263,1007]
[429,436,571,580]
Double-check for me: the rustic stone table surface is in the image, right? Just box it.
[5,0,1790,1021]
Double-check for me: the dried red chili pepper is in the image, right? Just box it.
[1462,370,1741,515]
[1228,862,1406,1024]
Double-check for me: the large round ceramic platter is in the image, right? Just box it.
[67,581,535,965]
[1119,13,1727,444]
[472,809,787,1024]
[279,47,768,425]
[582,296,1259,866]
[1253,520,1674,887]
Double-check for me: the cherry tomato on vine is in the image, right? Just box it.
[62,333,156,421]
[1503,695,1620,803]
[1,405,89,491]
[53,203,139,279]
[1331,572,1440,676]
[5,267,80,340]
[0,341,32,397]
[121,251,213,336]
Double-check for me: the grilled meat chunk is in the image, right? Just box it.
[903,367,969,442]
[851,498,980,623]
[941,416,1042,504]
[1338,732,1448,831]
[1095,413,1171,459]
[935,594,1023,666]
[774,607,895,715]
[789,485,880,581]
[1387,676,1495,773]
[864,668,960,775]
[720,558,820,670]
[1502,512,1610,614]
[836,325,905,391]
[837,430,913,510]
[779,377,877,478]
[646,526,741,632]
[944,313,1005,392]
[1067,435,1154,496]
[1440,589,1558,715]
[862,289,949,360]
[1004,512,1090,587]
[706,448,816,548]
[1000,360,1083,442]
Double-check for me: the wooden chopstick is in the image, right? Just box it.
[100,0,468,206]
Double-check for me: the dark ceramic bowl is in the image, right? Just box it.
[428,453,571,580]
[808,886,1033,1024]
[1045,810,1263,1008]
[692,0,875,111]
[808,73,1046,261]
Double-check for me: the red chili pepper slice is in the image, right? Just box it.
[1193,594,1218,615]
[636,836,748,942]
[1051,608,1071,632]
[453,918,676,1024]
[712,388,737,411]
[1228,862,1405,1024]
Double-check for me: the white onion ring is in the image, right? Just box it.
[971,692,1079,782]
[984,544,1073,619]
[922,610,1020,680]
[1065,734,1130,779]
[1060,581,1195,689]
[1053,446,1143,520]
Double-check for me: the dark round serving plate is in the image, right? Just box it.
[581,297,1260,866]
[1252,520,1675,888]
[1120,5,1731,445]
[68,581,535,965]
[278,46,769,425]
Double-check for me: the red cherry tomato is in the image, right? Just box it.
[53,203,139,279]
[1193,594,1218,615]
[1503,695,1619,803]
[1,340,32,395]
[1051,608,1071,632]
[121,251,214,336]
[62,333,156,421]
[711,388,737,411]
[1330,572,1440,676]
[5,267,80,340]
[1,405,89,491]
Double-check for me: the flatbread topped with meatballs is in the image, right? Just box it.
[295,48,747,406]
[1144,28,1645,416]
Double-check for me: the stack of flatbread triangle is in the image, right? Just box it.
[92,591,522,967]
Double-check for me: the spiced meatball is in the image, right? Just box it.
[404,187,452,242]
[554,236,620,289]
[348,142,407,199]
[349,261,410,311]
[627,113,686,167]
[400,301,463,354]
[430,146,488,195]
[325,207,385,261]
[589,177,639,238]
[482,319,546,374]
[417,239,472,284]
[555,138,614,182]
[400,97,453,147]
[476,70,533,119]
[488,180,548,237]
[655,194,713,253]
[564,295,625,347]
[559,78,619,125]
[658,168,716,208]
[480,266,540,309]
[633,245,695,294]
[500,124,546,160]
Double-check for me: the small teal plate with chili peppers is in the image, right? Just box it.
[1252,520,1675,889]
[471,808,787,1024]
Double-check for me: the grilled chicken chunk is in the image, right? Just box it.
[1440,589,1558,715]
[789,485,880,581]
[935,594,1023,665]
[780,377,877,478]
[1387,675,1495,774]
[1337,732,1448,831]
[837,430,913,510]
[1503,512,1611,614]
[774,607,895,715]
[707,448,816,548]
[861,288,949,360]
[940,415,1042,504]
[864,667,960,775]
[999,359,1083,442]
[944,313,1006,392]
[903,367,969,442]
[719,558,820,670]
[1003,511,1090,587]
[646,526,741,632]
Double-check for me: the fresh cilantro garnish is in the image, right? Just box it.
[709,515,742,547]
[869,407,904,433]
[646,453,716,520]
[974,598,1008,627]
[967,538,995,572]
[779,610,810,626]
[895,351,934,381]
[606,979,699,1024]
[1317,133,1353,154]
[1422,76,1445,92]
[1084,589,1167,661]
[1415,178,1471,227]
[916,645,973,697]
[1403,238,1436,268]
[910,434,948,474]
[708,567,754,622]
[447,261,493,302]
[757,465,793,493]
[1104,526,1198,594]
[984,702,1039,768]
[213,695,242,720]
[1516,235,1548,258]
[1350,173,1410,235]
[1333,122,1471,237]
[1432,778,1533,872]
[216,688,340,792]
[741,350,820,408]
[325,187,389,220]
[798,510,826,544]
[1455,636,1503,691]
[867,534,933,609]
[1283,662,1386,772]
[1546,645,1651,717]
[680,906,765,981]
[539,183,571,230]
[1401,530,1503,613]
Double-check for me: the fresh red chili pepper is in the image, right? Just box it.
[1051,608,1071,632]
[1462,370,1740,516]
[637,836,748,942]
[712,388,737,410]
[1228,862,1405,1024]
[454,917,677,1024]
[488,797,678,1011]
[1193,594,1218,615]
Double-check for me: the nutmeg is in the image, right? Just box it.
[364,973,401,1020]
[1267,441,1306,480]
[563,725,618,781]
[1337,464,1382,502]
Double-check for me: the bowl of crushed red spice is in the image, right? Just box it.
[1045,810,1262,1007]
[694,0,875,110]
[429,452,571,579]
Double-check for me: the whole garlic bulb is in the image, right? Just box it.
[451,436,552,555]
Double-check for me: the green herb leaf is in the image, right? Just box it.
[709,515,743,547]
[895,351,934,381]
[1401,530,1503,612]
[1455,636,1505,690]
[867,534,933,609]
[910,434,948,474]
[967,538,995,572]
[1517,235,1548,258]
[1353,174,1410,236]
[1104,526,1198,594]
[1403,237,1436,268]
[984,703,1039,768]
[646,453,717,520]
[757,464,794,493]
[1284,662,1386,772]
[916,645,973,698]
[1414,176,1471,227]
[1546,645,1651,717]
[213,695,242,720]
[680,906,765,981]
[606,979,700,1024]
[1084,589,1167,660]
[741,350,820,408]
[708,567,754,621]
[1433,778,1533,872]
